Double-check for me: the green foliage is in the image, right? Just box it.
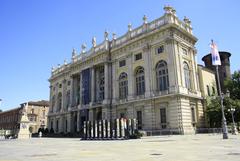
[224,70,240,100]
[206,97,222,127]
[224,70,240,123]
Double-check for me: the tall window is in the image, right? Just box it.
[82,68,91,105]
[96,66,104,102]
[119,72,128,99]
[137,111,142,130]
[135,67,145,95]
[156,60,169,91]
[183,62,191,89]
[191,106,196,123]
[57,93,62,112]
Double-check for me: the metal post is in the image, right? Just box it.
[229,107,238,135]
[216,65,228,139]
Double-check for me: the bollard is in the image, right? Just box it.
[116,119,120,138]
[102,120,106,139]
[121,118,125,138]
[83,121,87,139]
[92,121,96,139]
[95,121,98,139]
[98,120,102,138]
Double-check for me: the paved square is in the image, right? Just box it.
[0,134,240,161]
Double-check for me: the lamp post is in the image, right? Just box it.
[219,89,229,139]
[228,107,238,135]
[210,40,228,139]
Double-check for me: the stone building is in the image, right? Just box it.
[48,6,207,135]
[0,107,22,135]
[21,100,49,133]
[0,100,49,135]
[198,65,217,98]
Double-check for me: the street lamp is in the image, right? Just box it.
[228,107,238,135]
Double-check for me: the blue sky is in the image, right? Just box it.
[0,0,239,111]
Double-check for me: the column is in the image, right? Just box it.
[79,72,82,106]
[103,63,109,104]
[61,80,65,112]
[90,67,95,105]
[190,49,198,91]
[143,46,151,97]
[112,60,117,103]
[70,76,74,109]
[127,54,134,100]
[166,39,179,93]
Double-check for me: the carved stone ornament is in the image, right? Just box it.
[92,37,96,48]
[81,43,87,53]
[104,30,109,40]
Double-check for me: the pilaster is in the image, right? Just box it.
[143,45,151,97]
[103,63,109,104]
[127,54,134,100]
[90,67,95,105]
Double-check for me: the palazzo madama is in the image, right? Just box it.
[48,6,214,135]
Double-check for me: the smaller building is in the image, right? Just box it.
[198,65,217,98]
[0,100,49,136]
[0,107,22,135]
[21,100,49,133]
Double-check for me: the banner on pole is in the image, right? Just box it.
[210,40,221,66]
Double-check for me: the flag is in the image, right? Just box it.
[210,40,221,66]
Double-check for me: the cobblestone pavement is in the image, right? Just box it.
[0,134,240,161]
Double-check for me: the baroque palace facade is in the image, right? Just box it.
[48,6,210,135]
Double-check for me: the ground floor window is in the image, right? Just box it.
[137,111,142,130]
[160,108,167,129]
[191,106,196,125]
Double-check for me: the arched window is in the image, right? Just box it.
[183,62,191,89]
[57,93,62,112]
[156,60,169,91]
[135,67,145,95]
[207,85,210,96]
[119,72,128,99]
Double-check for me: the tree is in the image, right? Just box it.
[224,70,240,100]
[224,70,240,123]
[206,97,222,127]
[0,109,2,112]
